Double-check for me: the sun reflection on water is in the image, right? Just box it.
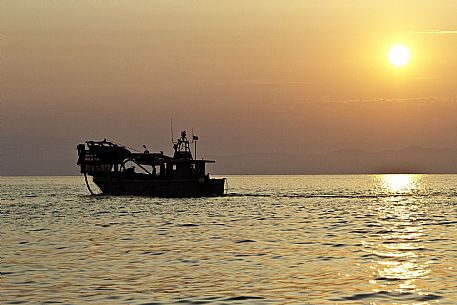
[381,174,420,193]
[367,174,434,301]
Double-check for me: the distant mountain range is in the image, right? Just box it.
[209,146,457,174]
[1,135,456,175]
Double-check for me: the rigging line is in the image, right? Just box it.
[84,172,96,195]
[124,158,152,175]
[106,139,141,152]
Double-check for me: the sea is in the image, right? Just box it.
[1,175,457,305]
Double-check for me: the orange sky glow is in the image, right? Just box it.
[2,1,457,174]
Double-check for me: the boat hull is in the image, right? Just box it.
[92,176,225,197]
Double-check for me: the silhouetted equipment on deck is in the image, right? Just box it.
[77,132,225,197]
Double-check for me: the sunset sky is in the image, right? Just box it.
[2,1,457,174]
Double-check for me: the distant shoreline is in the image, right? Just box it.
[2,173,457,177]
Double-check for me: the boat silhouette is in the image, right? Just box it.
[77,131,225,197]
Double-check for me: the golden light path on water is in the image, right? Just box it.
[367,174,436,303]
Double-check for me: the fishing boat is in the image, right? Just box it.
[77,131,225,197]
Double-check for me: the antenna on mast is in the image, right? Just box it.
[170,116,174,143]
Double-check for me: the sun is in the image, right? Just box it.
[387,44,411,67]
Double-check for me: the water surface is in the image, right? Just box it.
[2,175,457,304]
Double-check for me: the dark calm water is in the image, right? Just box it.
[1,175,457,304]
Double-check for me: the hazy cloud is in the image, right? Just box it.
[408,29,457,35]
[412,76,435,80]
[242,79,308,86]
[324,96,453,104]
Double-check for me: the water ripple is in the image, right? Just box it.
[1,175,457,304]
